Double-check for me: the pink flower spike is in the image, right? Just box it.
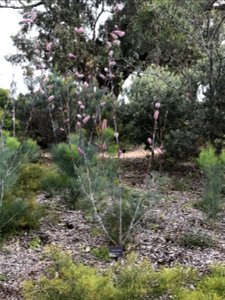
[114,3,124,12]
[113,30,125,37]
[147,138,152,145]
[118,149,123,158]
[99,73,106,80]
[83,115,90,124]
[154,147,163,156]
[59,127,65,132]
[43,76,48,83]
[76,114,82,120]
[80,105,85,110]
[112,40,121,47]
[64,118,70,124]
[104,67,109,73]
[68,53,76,59]
[46,42,53,51]
[47,95,55,102]
[108,73,115,79]
[106,41,112,49]
[154,110,159,121]
[109,50,114,57]
[76,121,82,129]
[83,81,89,88]
[155,102,161,109]
[74,26,84,34]
[101,119,107,130]
[75,71,85,79]
[21,18,32,24]
[110,33,118,40]
[109,60,116,66]
[39,87,45,94]
[77,146,85,156]
[78,101,83,106]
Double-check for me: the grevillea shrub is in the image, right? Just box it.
[197,146,225,220]
[23,247,225,300]
[0,134,42,234]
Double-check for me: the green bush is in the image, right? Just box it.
[0,156,45,234]
[23,246,118,300]
[23,247,225,300]
[118,64,200,159]
[178,231,215,249]
[0,133,43,234]
[197,145,225,219]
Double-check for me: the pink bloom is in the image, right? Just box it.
[83,81,89,88]
[118,149,123,158]
[114,3,124,12]
[110,33,118,40]
[68,53,76,59]
[80,105,85,110]
[46,42,53,51]
[147,138,152,145]
[104,67,109,72]
[59,127,65,132]
[155,102,161,109]
[64,118,70,124]
[109,60,116,66]
[78,101,83,106]
[76,114,82,120]
[112,40,121,47]
[154,110,159,121]
[99,73,106,80]
[43,76,49,83]
[47,84,54,90]
[20,18,32,24]
[77,146,85,156]
[108,50,114,57]
[113,30,125,37]
[47,95,54,102]
[154,147,163,156]
[106,41,112,49]
[102,143,107,150]
[101,119,107,130]
[108,73,115,79]
[83,115,90,124]
[75,71,85,79]
[76,121,82,129]
[74,26,84,34]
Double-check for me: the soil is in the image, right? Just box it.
[1,149,225,299]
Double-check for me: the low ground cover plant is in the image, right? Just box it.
[23,247,225,300]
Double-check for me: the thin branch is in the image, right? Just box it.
[0,0,43,9]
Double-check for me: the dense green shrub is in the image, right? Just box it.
[118,64,200,159]
[0,135,43,234]
[23,247,225,300]
[197,146,225,220]
[178,231,215,249]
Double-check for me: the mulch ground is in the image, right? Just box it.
[1,150,225,299]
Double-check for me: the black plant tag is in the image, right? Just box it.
[109,246,123,259]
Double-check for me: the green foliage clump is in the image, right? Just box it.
[118,64,199,159]
[23,246,117,300]
[0,134,43,235]
[197,146,225,219]
[91,247,110,261]
[24,247,225,300]
[178,231,215,249]
[0,162,45,234]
